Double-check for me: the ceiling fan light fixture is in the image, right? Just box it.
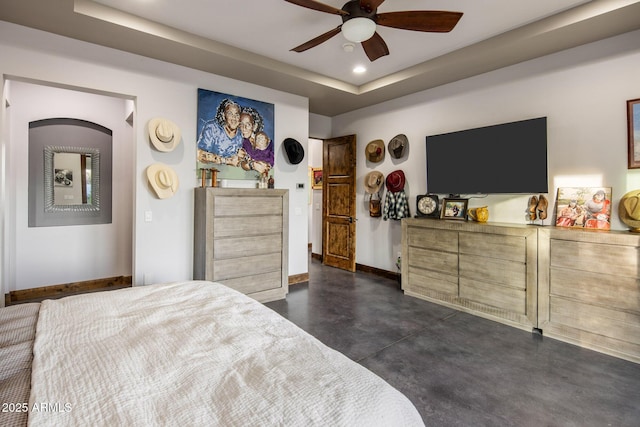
[341,17,376,43]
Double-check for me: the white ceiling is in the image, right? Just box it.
[2,0,640,116]
[92,0,591,86]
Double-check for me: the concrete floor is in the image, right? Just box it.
[266,256,640,427]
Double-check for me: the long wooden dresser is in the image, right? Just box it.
[401,218,538,331]
[193,187,289,303]
[538,227,640,364]
[402,218,640,364]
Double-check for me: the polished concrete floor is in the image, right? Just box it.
[266,256,640,427]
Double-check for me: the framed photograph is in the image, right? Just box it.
[555,187,612,230]
[627,98,640,169]
[54,169,73,187]
[441,198,468,220]
[312,167,323,190]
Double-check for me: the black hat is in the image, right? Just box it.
[284,138,304,165]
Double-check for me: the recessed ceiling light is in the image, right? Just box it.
[353,65,366,74]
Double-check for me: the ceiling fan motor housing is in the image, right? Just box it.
[341,0,377,23]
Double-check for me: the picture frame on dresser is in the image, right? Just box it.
[441,198,468,220]
[627,98,640,169]
[555,187,612,230]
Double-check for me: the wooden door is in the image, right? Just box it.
[322,135,357,272]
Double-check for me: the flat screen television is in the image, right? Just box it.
[425,117,548,195]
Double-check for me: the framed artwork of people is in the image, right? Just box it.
[196,89,275,180]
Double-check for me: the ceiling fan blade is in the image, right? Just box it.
[290,25,342,53]
[284,0,348,16]
[376,11,463,32]
[361,32,389,62]
[359,0,385,13]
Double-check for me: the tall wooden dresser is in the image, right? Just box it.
[193,187,289,303]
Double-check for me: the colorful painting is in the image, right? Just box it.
[312,168,323,190]
[555,187,612,230]
[196,89,275,180]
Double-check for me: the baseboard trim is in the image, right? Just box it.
[310,254,399,281]
[288,273,309,285]
[6,275,133,304]
[356,263,400,281]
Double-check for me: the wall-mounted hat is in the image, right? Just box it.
[148,118,181,152]
[388,134,408,159]
[147,163,179,199]
[284,138,305,165]
[366,139,385,162]
[386,170,406,193]
[364,171,384,194]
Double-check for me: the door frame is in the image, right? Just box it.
[321,135,357,272]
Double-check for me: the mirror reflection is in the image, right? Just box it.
[44,146,100,213]
[53,152,92,205]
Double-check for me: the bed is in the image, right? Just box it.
[1,281,424,426]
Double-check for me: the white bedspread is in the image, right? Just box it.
[29,281,424,426]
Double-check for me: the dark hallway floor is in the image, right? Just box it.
[265,256,640,427]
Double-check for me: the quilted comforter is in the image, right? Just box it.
[28,281,424,426]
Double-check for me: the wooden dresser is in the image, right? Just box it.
[402,218,640,364]
[538,227,640,364]
[401,218,538,331]
[193,187,289,303]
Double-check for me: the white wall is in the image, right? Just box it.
[308,114,331,256]
[7,81,133,291]
[0,21,310,299]
[328,29,640,272]
[307,139,323,254]
[309,113,332,140]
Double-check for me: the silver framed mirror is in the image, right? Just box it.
[28,118,112,227]
[44,146,100,212]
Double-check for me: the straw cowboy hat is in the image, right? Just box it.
[147,163,179,199]
[386,170,406,193]
[364,171,384,194]
[619,190,640,231]
[148,118,181,152]
[366,140,385,163]
[388,134,408,159]
[284,138,305,164]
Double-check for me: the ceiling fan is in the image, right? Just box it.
[285,0,463,62]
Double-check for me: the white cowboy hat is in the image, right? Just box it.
[148,117,181,152]
[364,171,384,194]
[147,163,179,199]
